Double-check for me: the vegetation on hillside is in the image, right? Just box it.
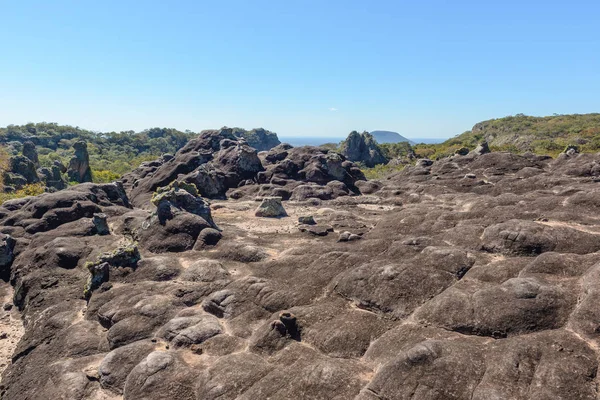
[3,114,600,188]
[0,123,196,180]
[415,113,600,159]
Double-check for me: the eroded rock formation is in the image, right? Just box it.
[340,130,388,167]
[2,140,600,399]
[67,140,93,183]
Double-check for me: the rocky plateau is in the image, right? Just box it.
[1,129,600,399]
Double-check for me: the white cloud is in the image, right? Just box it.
[328,107,338,112]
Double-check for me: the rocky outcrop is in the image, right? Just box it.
[123,130,365,205]
[67,140,93,183]
[38,165,67,190]
[22,141,39,167]
[231,127,281,151]
[122,128,264,206]
[7,155,39,186]
[340,131,388,167]
[239,144,366,201]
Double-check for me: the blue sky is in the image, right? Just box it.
[1,1,599,139]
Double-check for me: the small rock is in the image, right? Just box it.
[298,224,333,236]
[255,197,287,218]
[190,344,203,355]
[279,311,300,340]
[3,303,12,311]
[298,216,316,225]
[195,228,222,247]
[83,366,100,381]
[0,332,7,339]
[464,173,476,179]
[92,213,110,235]
[338,231,362,242]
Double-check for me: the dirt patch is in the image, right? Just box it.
[0,282,24,380]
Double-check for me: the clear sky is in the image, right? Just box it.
[1,1,599,139]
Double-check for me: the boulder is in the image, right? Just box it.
[471,141,491,156]
[67,141,93,183]
[298,215,316,225]
[9,155,39,184]
[255,197,287,218]
[22,141,39,167]
[0,233,16,278]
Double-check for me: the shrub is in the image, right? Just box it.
[0,182,46,204]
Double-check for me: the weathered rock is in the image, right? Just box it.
[255,196,287,217]
[22,141,39,167]
[338,231,361,242]
[194,228,222,248]
[471,140,490,155]
[232,127,281,151]
[340,131,388,167]
[9,155,39,184]
[38,165,67,190]
[8,134,600,400]
[0,233,16,278]
[67,141,93,183]
[92,213,110,235]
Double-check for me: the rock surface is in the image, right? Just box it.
[340,131,388,167]
[122,129,366,205]
[3,148,600,399]
[67,140,93,183]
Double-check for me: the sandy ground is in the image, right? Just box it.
[0,282,24,381]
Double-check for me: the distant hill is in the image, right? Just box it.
[411,113,600,160]
[452,113,600,152]
[370,130,415,145]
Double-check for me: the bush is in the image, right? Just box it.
[93,170,121,183]
[361,164,405,179]
[0,183,46,204]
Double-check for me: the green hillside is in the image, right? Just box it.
[413,113,600,159]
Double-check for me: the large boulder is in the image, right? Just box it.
[8,155,39,184]
[22,141,39,167]
[67,141,93,183]
[136,181,218,253]
[340,131,388,167]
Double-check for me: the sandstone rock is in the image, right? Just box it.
[92,213,110,235]
[67,140,93,183]
[22,141,39,167]
[232,127,281,151]
[338,231,361,242]
[255,196,287,217]
[472,140,490,155]
[193,228,222,249]
[298,215,316,225]
[9,155,39,184]
[340,131,388,167]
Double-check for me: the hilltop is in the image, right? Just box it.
[412,113,600,159]
[370,130,414,144]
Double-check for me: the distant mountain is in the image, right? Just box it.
[370,130,415,145]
